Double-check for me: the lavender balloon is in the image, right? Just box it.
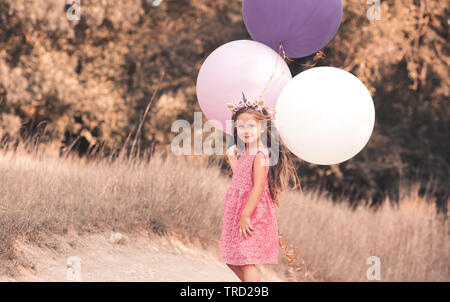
[243,0,343,58]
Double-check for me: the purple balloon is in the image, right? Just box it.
[243,0,342,58]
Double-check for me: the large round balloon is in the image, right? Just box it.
[196,40,292,135]
[243,0,343,58]
[275,67,375,165]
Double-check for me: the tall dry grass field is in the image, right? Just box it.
[276,183,448,281]
[0,143,448,281]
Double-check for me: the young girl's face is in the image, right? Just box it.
[235,112,264,145]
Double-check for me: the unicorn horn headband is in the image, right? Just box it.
[225,92,264,114]
[225,92,276,119]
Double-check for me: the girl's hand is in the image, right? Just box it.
[226,145,238,171]
[226,145,237,157]
[238,214,254,239]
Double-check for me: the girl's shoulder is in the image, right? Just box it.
[254,146,270,168]
[256,146,270,157]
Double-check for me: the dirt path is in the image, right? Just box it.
[0,231,284,282]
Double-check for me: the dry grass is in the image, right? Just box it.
[275,185,448,281]
[0,142,448,281]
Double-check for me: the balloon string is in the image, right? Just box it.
[279,42,326,68]
[280,154,306,281]
[278,231,309,281]
[257,45,283,103]
[257,43,326,105]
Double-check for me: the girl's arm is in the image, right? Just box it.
[241,151,266,218]
[226,145,238,172]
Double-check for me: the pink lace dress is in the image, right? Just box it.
[219,146,279,265]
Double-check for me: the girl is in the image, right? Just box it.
[219,94,302,282]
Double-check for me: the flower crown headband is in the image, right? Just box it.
[225,92,276,118]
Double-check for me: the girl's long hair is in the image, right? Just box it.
[229,107,302,207]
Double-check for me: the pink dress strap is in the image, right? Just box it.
[255,146,270,174]
[257,146,269,156]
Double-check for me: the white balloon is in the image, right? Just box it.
[275,67,375,165]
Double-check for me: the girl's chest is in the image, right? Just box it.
[235,154,252,169]
[231,155,253,181]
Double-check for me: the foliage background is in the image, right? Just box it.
[0,0,448,209]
